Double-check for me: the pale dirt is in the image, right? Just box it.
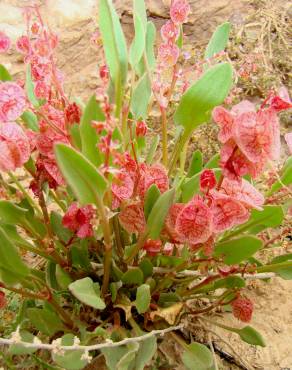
[0,1,291,369]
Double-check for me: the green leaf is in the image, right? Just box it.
[139,258,153,278]
[266,156,292,196]
[69,277,106,310]
[70,240,92,271]
[205,22,231,59]
[236,326,266,347]
[135,284,151,314]
[55,144,107,205]
[131,73,151,119]
[26,64,41,108]
[0,200,28,224]
[27,308,65,336]
[146,134,159,165]
[239,205,284,234]
[215,236,263,265]
[136,21,156,76]
[121,268,144,285]
[52,334,88,370]
[9,331,37,355]
[129,1,146,68]
[50,211,73,244]
[174,63,233,132]
[102,346,132,370]
[110,281,122,302]
[117,343,139,370]
[21,111,39,131]
[270,254,292,279]
[70,123,82,150]
[46,261,59,290]
[135,336,157,370]
[0,64,12,81]
[182,342,214,370]
[158,292,181,307]
[99,0,128,87]
[214,276,245,289]
[56,265,73,290]
[204,153,220,169]
[147,188,175,239]
[0,223,34,249]
[80,95,105,167]
[187,150,203,177]
[0,227,29,281]
[144,184,161,219]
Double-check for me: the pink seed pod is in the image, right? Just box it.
[170,0,191,24]
[16,35,30,54]
[231,295,253,322]
[0,82,26,122]
[0,122,31,172]
[143,239,162,256]
[65,102,82,125]
[118,203,146,234]
[62,202,95,239]
[158,43,180,67]
[136,120,148,137]
[200,169,217,192]
[0,32,11,53]
[175,196,212,244]
[161,20,180,42]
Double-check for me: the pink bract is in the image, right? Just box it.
[112,171,134,203]
[62,202,95,239]
[0,122,31,172]
[0,82,26,122]
[118,203,146,234]
[161,20,180,42]
[210,192,249,232]
[175,196,212,244]
[158,43,180,67]
[170,0,191,24]
[0,32,11,53]
[221,177,264,210]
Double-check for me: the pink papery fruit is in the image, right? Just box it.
[112,171,134,203]
[16,35,30,54]
[221,177,264,210]
[158,43,180,67]
[62,202,95,239]
[0,32,11,53]
[161,20,180,42]
[0,82,26,122]
[175,196,212,244]
[138,163,169,198]
[231,295,253,322]
[210,192,249,232]
[269,86,292,112]
[170,0,191,24]
[143,239,162,256]
[0,122,31,171]
[234,110,280,163]
[118,203,146,234]
[165,203,185,243]
[200,169,217,192]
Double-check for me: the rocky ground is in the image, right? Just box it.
[0,0,291,369]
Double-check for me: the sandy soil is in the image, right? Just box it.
[0,1,291,369]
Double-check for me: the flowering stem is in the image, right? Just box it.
[161,107,168,166]
[95,195,112,296]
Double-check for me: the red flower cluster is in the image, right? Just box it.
[62,202,95,239]
[0,31,11,53]
[0,290,6,309]
[231,295,253,322]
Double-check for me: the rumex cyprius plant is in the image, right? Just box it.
[0,1,291,369]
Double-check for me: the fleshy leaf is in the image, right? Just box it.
[135,284,151,314]
[187,150,203,177]
[205,22,231,59]
[26,308,65,336]
[69,277,106,310]
[182,342,214,370]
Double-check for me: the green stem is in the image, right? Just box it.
[179,137,189,176]
[8,172,42,217]
[95,195,112,296]
[255,261,292,273]
[125,232,148,264]
[161,107,168,167]
[168,129,191,176]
